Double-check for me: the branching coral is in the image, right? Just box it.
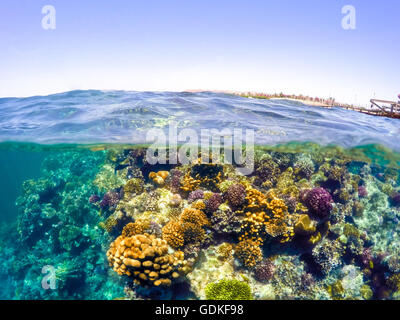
[162,207,210,248]
[234,239,263,268]
[190,163,223,191]
[123,178,144,195]
[162,220,185,248]
[180,171,201,193]
[239,188,295,244]
[99,190,121,211]
[294,154,315,179]
[211,205,242,236]
[107,233,188,287]
[253,154,281,188]
[179,162,224,194]
[180,208,210,227]
[121,218,157,237]
[169,169,183,193]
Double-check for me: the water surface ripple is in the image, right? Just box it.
[0,90,399,149]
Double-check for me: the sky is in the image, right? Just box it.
[0,0,399,106]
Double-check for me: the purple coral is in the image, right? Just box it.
[254,259,275,282]
[169,169,183,193]
[89,194,100,204]
[358,186,368,198]
[188,189,204,203]
[225,184,246,209]
[99,191,120,210]
[390,192,400,207]
[302,187,333,219]
[147,221,162,238]
[300,273,315,290]
[205,193,223,214]
[211,207,242,235]
[360,247,373,268]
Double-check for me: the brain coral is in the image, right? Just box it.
[302,187,333,219]
[107,233,188,286]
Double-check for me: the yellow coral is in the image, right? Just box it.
[162,206,210,248]
[239,188,295,244]
[216,243,234,262]
[124,178,144,195]
[180,208,210,227]
[99,210,125,233]
[294,214,316,236]
[107,233,188,286]
[162,220,185,248]
[121,219,151,237]
[180,163,223,193]
[192,199,206,210]
[180,171,201,192]
[234,239,262,268]
[149,171,170,186]
[181,222,206,243]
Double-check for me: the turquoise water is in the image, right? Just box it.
[0,91,400,300]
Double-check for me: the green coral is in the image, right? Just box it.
[360,285,373,300]
[205,279,253,300]
[93,164,126,192]
[123,178,144,195]
[327,280,345,300]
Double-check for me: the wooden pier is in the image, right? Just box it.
[341,99,400,119]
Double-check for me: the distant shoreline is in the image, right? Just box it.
[234,92,336,108]
[267,97,331,108]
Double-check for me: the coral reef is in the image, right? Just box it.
[3,142,400,300]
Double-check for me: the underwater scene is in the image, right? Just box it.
[1,91,400,300]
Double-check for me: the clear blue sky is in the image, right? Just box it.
[0,0,399,105]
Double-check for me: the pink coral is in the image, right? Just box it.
[302,187,333,219]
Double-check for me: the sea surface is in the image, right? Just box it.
[0,90,399,148]
[0,90,399,300]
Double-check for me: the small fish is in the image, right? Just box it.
[115,163,129,171]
